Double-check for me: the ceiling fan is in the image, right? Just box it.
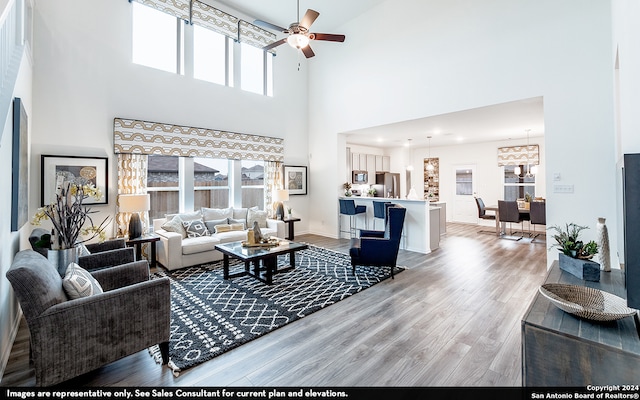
[254,0,346,58]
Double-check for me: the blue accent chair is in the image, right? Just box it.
[339,199,367,238]
[349,204,406,279]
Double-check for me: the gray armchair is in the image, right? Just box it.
[6,250,170,386]
[29,229,135,271]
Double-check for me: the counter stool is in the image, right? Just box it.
[373,201,391,230]
[339,199,367,238]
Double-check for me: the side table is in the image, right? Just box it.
[126,233,160,269]
[282,217,301,240]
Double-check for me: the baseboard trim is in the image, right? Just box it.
[0,309,23,385]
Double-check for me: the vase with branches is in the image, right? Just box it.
[32,176,109,250]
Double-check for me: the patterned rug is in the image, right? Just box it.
[150,244,403,375]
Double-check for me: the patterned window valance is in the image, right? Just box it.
[131,0,191,21]
[191,0,238,39]
[113,118,284,162]
[238,20,277,54]
[497,145,539,166]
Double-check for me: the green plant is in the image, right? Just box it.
[548,223,598,259]
[524,193,532,202]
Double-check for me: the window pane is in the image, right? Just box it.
[455,168,473,195]
[194,158,229,209]
[241,43,264,95]
[503,165,535,201]
[147,155,179,221]
[241,160,264,209]
[132,2,178,73]
[266,53,273,97]
[193,26,226,85]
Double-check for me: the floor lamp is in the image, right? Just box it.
[119,194,150,239]
[273,189,289,220]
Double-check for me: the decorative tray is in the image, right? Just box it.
[539,283,637,321]
[241,239,280,248]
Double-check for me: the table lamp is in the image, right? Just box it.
[119,194,150,239]
[273,189,289,220]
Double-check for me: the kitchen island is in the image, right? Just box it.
[338,196,437,254]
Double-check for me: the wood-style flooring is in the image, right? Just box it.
[1,223,548,387]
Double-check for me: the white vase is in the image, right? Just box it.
[596,217,611,272]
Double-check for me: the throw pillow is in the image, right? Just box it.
[166,210,202,222]
[202,207,232,221]
[230,223,245,231]
[228,218,246,229]
[232,208,248,221]
[204,218,228,234]
[78,243,91,257]
[182,219,210,238]
[62,262,103,300]
[214,224,232,233]
[161,215,186,239]
[247,207,268,229]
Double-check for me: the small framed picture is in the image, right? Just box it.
[41,155,108,206]
[283,165,308,195]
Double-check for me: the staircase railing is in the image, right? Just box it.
[0,0,25,139]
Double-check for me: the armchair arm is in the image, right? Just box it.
[77,247,135,271]
[154,229,183,269]
[266,219,285,239]
[29,277,170,386]
[90,260,150,292]
[85,238,126,253]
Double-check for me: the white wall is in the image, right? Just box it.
[307,0,617,268]
[29,0,311,236]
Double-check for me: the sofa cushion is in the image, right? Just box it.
[182,236,220,255]
[62,262,103,300]
[183,219,210,238]
[247,207,268,228]
[215,230,251,242]
[232,208,248,221]
[202,207,232,221]
[167,210,202,222]
[161,215,187,239]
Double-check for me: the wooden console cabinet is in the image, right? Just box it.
[521,262,640,386]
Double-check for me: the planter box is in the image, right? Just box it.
[558,253,600,282]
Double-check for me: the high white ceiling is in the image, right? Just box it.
[213,1,545,150]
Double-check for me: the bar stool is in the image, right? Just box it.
[372,201,391,230]
[339,199,367,238]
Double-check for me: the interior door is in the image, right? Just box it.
[452,164,477,223]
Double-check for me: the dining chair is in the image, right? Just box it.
[475,197,496,235]
[498,200,523,241]
[529,201,546,242]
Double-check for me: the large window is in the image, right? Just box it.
[194,157,229,210]
[241,160,264,209]
[193,25,229,86]
[131,2,183,74]
[147,155,180,221]
[503,165,535,201]
[241,42,273,96]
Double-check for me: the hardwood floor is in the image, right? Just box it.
[1,223,548,387]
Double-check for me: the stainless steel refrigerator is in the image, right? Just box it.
[374,172,401,198]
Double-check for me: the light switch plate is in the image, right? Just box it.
[553,184,574,193]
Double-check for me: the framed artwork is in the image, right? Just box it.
[41,155,108,206]
[284,165,308,195]
[11,98,29,231]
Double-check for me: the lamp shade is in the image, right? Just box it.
[118,194,150,213]
[274,189,289,202]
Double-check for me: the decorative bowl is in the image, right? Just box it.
[539,283,637,321]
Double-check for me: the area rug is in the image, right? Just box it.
[150,244,403,376]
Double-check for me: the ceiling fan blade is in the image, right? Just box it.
[301,44,315,58]
[263,38,287,51]
[310,33,346,42]
[299,9,319,30]
[254,19,287,33]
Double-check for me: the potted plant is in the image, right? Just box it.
[367,187,376,197]
[548,222,600,281]
[343,182,352,196]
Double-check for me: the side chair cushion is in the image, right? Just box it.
[62,263,103,300]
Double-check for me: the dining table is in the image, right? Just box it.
[485,204,530,236]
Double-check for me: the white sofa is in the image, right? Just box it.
[152,207,285,270]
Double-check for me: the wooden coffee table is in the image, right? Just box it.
[215,240,308,285]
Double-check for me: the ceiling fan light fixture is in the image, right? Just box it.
[287,33,310,49]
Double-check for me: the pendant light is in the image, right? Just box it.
[426,136,435,171]
[406,139,414,171]
[524,129,534,178]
